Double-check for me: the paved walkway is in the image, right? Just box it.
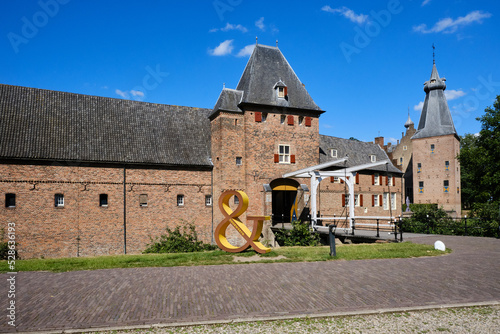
[1,235,499,333]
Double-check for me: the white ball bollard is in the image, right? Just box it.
[434,240,446,251]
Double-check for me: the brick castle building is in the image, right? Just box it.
[1,44,404,258]
[379,61,461,216]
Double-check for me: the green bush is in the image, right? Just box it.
[143,223,217,254]
[0,228,18,260]
[274,220,319,247]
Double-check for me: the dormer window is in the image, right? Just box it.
[330,149,337,158]
[274,80,287,99]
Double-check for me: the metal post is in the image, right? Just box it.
[394,219,398,242]
[376,219,380,238]
[282,214,284,229]
[464,215,468,236]
[352,218,355,235]
[399,216,403,242]
[329,225,337,256]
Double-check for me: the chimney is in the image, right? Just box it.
[375,136,384,148]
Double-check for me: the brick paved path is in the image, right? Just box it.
[1,235,499,332]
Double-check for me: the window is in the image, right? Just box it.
[445,161,450,171]
[374,173,380,185]
[236,157,242,165]
[370,155,377,163]
[419,181,424,193]
[383,193,389,210]
[417,162,422,173]
[278,87,285,98]
[5,193,15,208]
[403,145,408,151]
[55,194,64,207]
[330,149,337,158]
[343,194,350,207]
[279,144,290,163]
[177,195,184,206]
[354,194,363,207]
[99,194,108,207]
[262,113,267,122]
[205,195,212,206]
[387,175,393,186]
[431,144,435,153]
[443,180,449,193]
[334,176,340,183]
[234,196,239,205]
[373,194,379,207]
[399,157,403,165]
[280,115,286,124]
[140,194,148,207]
[298,116,304,125]
[391,193,396,210]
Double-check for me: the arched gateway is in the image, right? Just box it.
[270,178,300,224]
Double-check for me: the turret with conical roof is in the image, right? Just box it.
[412,63,457,140]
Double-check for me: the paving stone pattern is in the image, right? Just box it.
[0,235,499,332]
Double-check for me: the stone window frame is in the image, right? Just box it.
[139,194,148,207]
[205,195,212,206]
[370,155,377,163]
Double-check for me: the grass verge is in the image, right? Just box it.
[0,242,449,273]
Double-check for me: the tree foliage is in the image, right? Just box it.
[274,220,320,247]
[459,95,500,208]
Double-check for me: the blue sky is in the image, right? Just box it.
[1,0,499,144]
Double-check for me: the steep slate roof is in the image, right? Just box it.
[0,84,212,167]
[412,63,458,140]
[235,44,323,113]
[209,88,243,118]
[320,135,402,174]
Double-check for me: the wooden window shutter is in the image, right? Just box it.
[274,154,279,163]
[284,87,288,96]
[305,116,312,127]
[355,173,359,184]
[290,155,296,164]
[385,176,388,186]
[342,194,346,207]
[379,194,383,205]
[287,115,294,125]
[330,176,334,183]
[340,179,344,184]
[372,195,375,207]
[372,174,375,185]
[393,177,396,186]
[379,175,382,185]
[255,112,262,122]
[360,194,364,207]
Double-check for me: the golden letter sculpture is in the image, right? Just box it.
[215,190,271,254]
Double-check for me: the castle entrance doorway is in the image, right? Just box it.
[270,178,299,225]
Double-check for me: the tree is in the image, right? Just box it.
[459,95,500,209]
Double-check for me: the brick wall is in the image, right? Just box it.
[412,134,461,216]
[0,163,213,258]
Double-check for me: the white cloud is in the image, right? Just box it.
[322,5,368,25]
[413,10,492,34]
[421,0,432,6]
[444,89,466,100]
[210,23,248,33]
[130,90,145,98]
[237,44,255,57]
[115,89,129,99]
[414,101,424,111]
[255,17,265,31]
[209,40,234,56]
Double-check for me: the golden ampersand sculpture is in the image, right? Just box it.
[214,190,271,254]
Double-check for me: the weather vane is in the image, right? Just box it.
[432,43,435,64]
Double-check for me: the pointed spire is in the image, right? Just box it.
[432,43,435,65]
[404,108,414,129]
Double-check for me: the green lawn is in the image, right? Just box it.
[1,242,449,273]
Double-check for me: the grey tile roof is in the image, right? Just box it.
[235,44,324,113]
[320,135,402,174]
[412,63,458,140]
[209,88,243,118]
[0,84,212,167]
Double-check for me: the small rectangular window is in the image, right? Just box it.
[444,180,449,193]
[373,195,379,207]
[399,157,403,165]
[330,149,337,158]
[431,144,435,153]
[278,87,285,98]
[234,195,239,205]
[140,194,148,207]
[391,193,396,210]
[177,195,184,206]
[262,113,267,122]
[445,161,450,171]
[298,116,304,125]
[205,195,212,206]
[55,194,64,207]
[236,157,242,165]
[417,162,422,173]
[5,193,15,208]
[403,145,408,151]
[370,155,377,163]
[280,115,286,124]
[374,173,380,185]
[419,181,424,193]
[279,144,290,163]
[383,193,389,210]
[99,194,108,207]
